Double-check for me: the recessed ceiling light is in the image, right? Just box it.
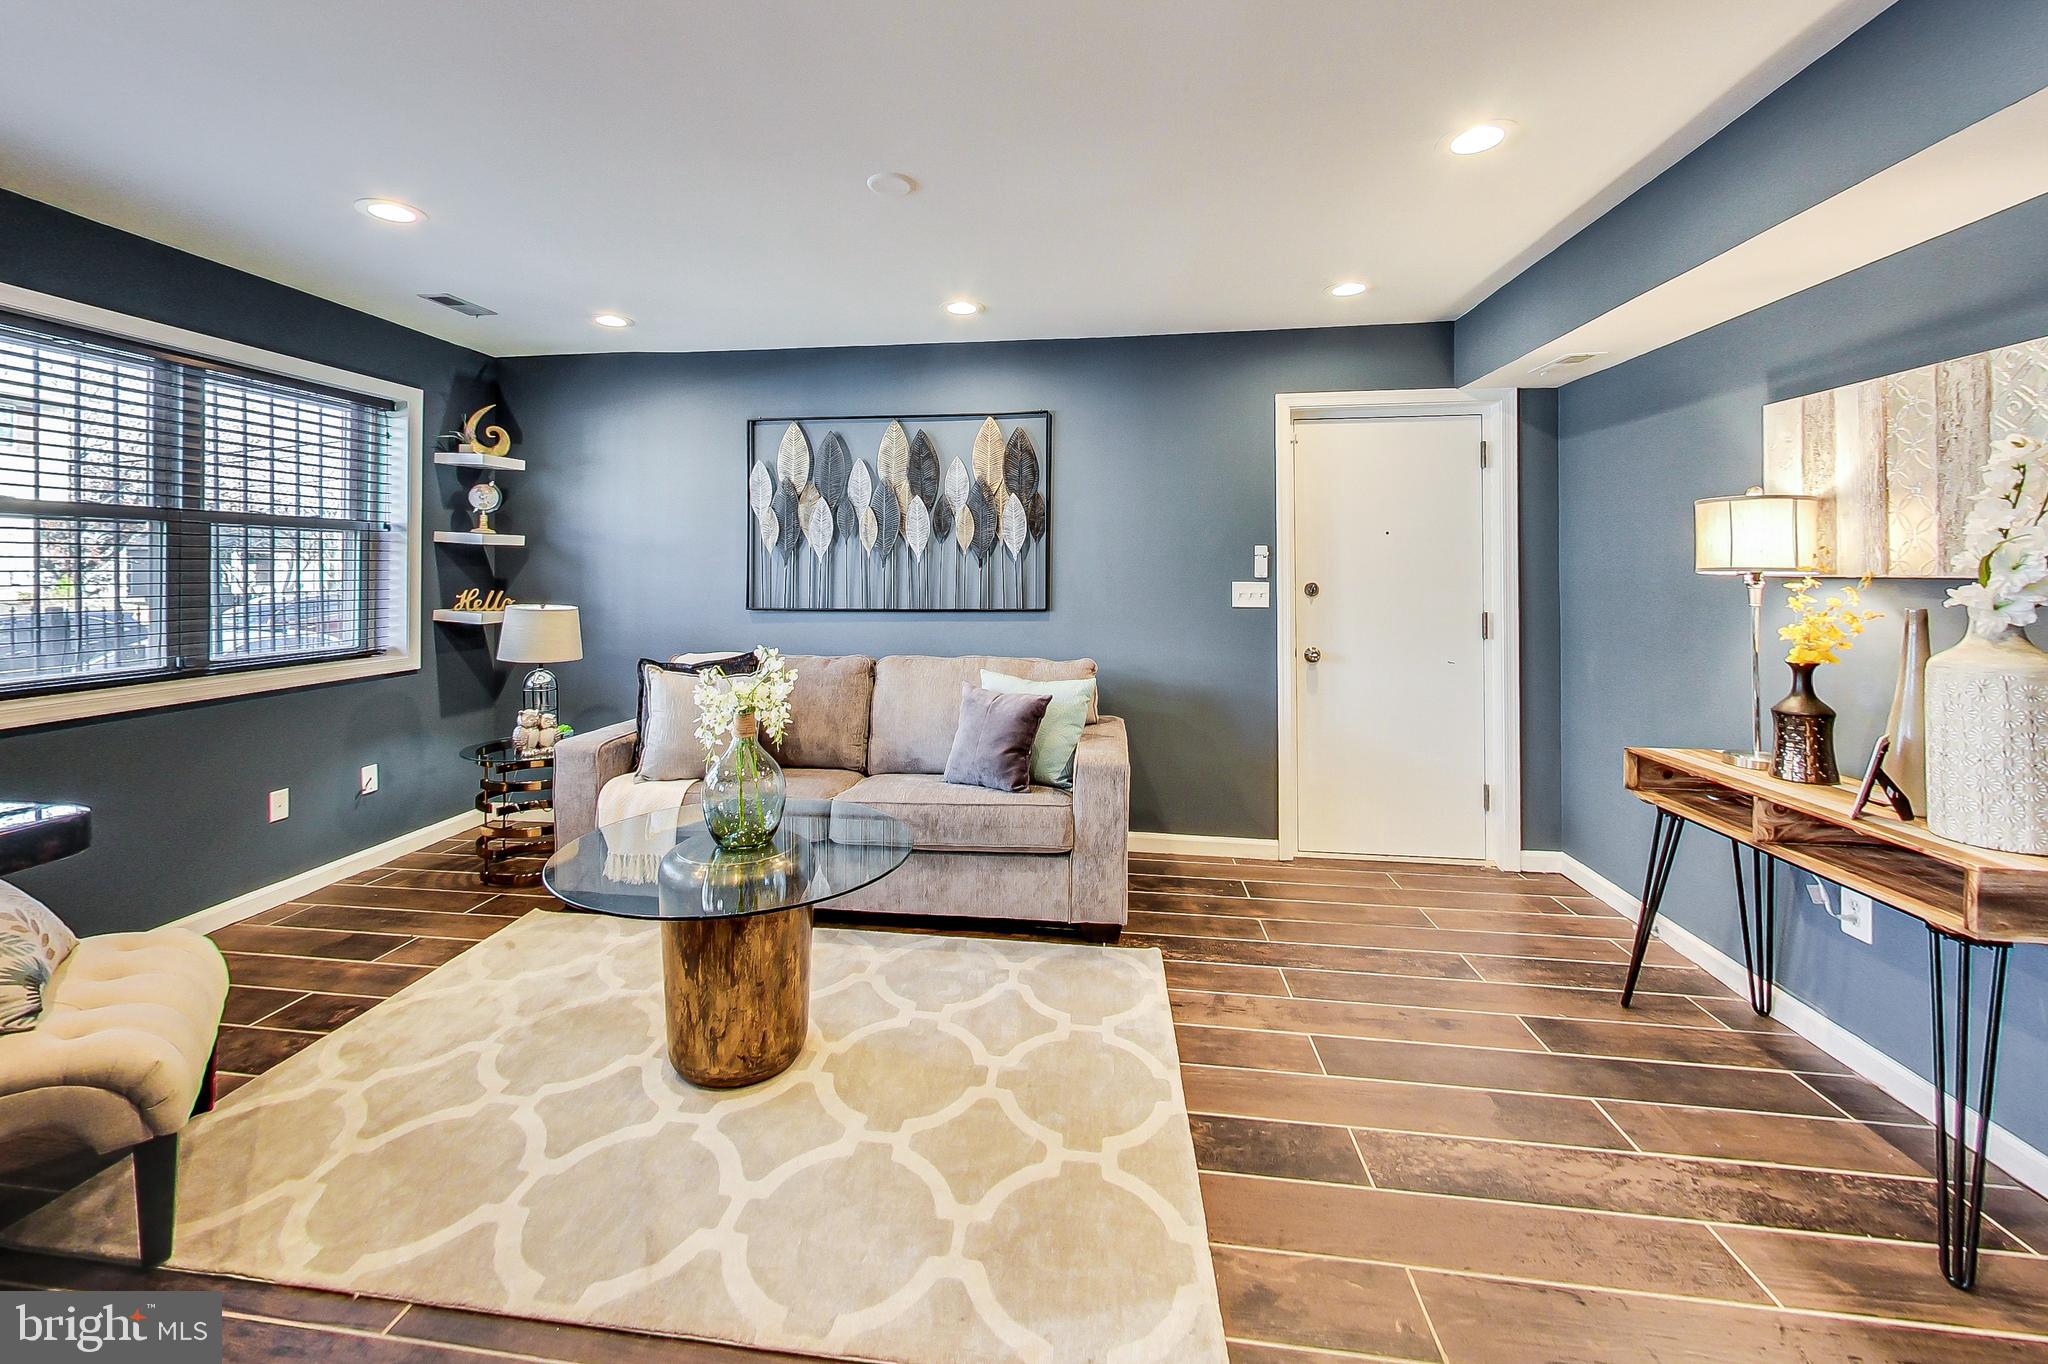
[866,171,918,197]
[944,299,983,317]
[1448,122,1510,156]
[1328,281,1369,298]
[591,312,634,329]
[356,198,425,224]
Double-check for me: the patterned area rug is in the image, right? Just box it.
[5,911,1225,1364]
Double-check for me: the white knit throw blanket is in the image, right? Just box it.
[594,775,696,884]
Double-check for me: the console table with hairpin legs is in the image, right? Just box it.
[1621,746,2048,1292]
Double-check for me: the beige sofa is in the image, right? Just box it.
[555,654,1130,932]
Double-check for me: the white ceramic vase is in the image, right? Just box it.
[1925,621,2048,853]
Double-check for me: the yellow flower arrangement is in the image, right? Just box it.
[1778,576,1881,666]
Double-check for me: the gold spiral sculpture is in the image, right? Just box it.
[460,404,513,457]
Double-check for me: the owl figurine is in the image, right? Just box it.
[514,708,544,753]
[538,712,560,750]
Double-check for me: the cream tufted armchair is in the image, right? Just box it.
[0,926,229,1264]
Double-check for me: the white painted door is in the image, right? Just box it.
[1292,415,1486,859]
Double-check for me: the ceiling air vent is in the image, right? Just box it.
[418,293,498,318]
[1548,352,1602,367]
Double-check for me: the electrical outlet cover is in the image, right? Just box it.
[360,764,379,795]
[1839,889,1875,943]
[267,788,290,822]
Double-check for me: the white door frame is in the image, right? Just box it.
[1274,388,1521,870]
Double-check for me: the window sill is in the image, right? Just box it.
[0,651,420,733]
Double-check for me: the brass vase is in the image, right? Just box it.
[1771,662,1838,784]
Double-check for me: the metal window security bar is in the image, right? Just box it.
[0,310,401,699]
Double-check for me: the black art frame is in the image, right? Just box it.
[744,410,1052,612]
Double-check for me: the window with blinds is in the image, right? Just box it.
[0,310,407,700]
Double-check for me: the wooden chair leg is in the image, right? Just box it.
[133,1132,178,1267]
[192,1045,218,1116]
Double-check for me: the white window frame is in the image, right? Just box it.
[0,281,423,732]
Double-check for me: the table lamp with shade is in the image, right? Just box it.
[1694,487,1825,769]
[496,604,582,749]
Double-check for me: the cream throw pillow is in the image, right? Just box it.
[0,879,77,1033]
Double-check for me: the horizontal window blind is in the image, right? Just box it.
[0,310,405,698]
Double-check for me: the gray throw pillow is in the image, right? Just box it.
[636,653,759,781]
[943,685,1051,793]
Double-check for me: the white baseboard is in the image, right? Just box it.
[1543,849,2048,1197]
[1128,831,1282,861]
[172,810,484,935]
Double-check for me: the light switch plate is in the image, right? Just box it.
[1231,581,1270,608]
[360,764,380,796]
[268,788,290,822]
[1253,545,1270,580]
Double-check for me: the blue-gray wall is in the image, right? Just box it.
[0,189,502,932]
[1455,0,2048,385]
[496,327,1458,837]
[1553,194,2048,1145]
[1518,390,1562,851]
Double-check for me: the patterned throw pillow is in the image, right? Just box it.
[0,880,77,1034]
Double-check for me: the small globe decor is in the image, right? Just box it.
[693,648,798,852]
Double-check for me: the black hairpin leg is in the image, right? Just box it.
[1730,843,1777,1015]
[1928,927,2011,1291]
[1621,809,1686,1007]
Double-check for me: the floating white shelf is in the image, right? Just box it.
[432,608,506,626]
[433,531,526,547]
[434,451,527,471]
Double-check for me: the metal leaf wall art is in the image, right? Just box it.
[745,412,1048,610]
[776,422,810,492]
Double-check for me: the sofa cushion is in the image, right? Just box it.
[981,656,1100,721]
[871,655,1098,774]
[837,773,1073,853]
[765,655,875,772]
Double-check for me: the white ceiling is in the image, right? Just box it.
[0,0,1890,357]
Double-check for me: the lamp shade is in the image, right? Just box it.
[1694,487,1824,576]
[496,604,582,663]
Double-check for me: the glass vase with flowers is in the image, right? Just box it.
[693,648,799,852]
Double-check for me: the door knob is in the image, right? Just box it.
[1302,646,1322,663]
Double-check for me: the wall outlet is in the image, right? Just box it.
[359,764,380,796]
[1839,888,1875,943]
[267,788,290,822]
[1231,581,1271,608]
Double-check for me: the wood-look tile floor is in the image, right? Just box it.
[5,840,2048,1361]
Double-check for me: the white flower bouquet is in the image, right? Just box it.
[693,647,798,752]
[1948,433,2048,637]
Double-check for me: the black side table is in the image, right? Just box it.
[0,802,91,874]
[462,740,556,886]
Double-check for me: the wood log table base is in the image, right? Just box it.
[659,907,813,1087]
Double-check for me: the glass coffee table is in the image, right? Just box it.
[543,798,913,1088]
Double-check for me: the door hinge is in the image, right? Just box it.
[1479,439,1489,468]
[1482,784,1493,812]
[1480,611,1491,640]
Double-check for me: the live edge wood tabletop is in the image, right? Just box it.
[1624,746,2048,944]
[1621,744,2046,1291]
